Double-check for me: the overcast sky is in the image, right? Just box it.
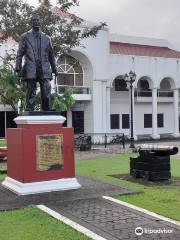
[29,0,180,50]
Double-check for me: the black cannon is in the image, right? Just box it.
[130,144,178,181]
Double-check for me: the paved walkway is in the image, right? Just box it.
[0,175,180,239]
[47,198,180,240]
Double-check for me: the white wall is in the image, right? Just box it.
[109,96,175,136]
[92,80,104,133]
[78,29,109,81]
[109,54,180,89]
[70,51,93,87]
[106,51,179,137]
[109,55,134,85]
[110,89,130,134]
[156,58,179,88]
[84,101,94,133]
[157,103,174,134]
[134,102,174,135]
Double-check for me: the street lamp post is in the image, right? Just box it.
[124,71,136,148]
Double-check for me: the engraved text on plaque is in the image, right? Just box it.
[36,134,64,171]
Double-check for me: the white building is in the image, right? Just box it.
[1,22,180,140]
[55,28,180,140]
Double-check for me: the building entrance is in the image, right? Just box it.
[72,111,84,134]
[0,111,17,138]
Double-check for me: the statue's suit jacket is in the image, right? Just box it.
[15,30,56,80]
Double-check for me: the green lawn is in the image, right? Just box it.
[0,139,7,181]
[76,154,180,221]
[0,174,6,181]
[0,167,6,181]
[0,206,90,240]
[0,139,6,147]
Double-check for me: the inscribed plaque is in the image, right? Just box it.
[36,134,64,171]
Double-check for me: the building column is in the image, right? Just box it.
[151,88,160,139]
[106,87,111,133]
[128,87,137,140]
[102,81,107,133]
[67,109,72,127]
[172,89,180,137]
[132,87,138,140]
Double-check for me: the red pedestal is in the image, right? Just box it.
[2,115,81,195]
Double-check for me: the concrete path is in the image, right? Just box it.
[46,197,180,240]
[0,175,180,239]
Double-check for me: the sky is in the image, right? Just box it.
[28,0,180,50]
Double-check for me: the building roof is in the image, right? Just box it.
[52,6,82,20]
[110,33,174,48]
[110,42,180,59]
[0,33,15,43]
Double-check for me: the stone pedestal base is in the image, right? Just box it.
[2,114,81,195]
[2,177,80,195]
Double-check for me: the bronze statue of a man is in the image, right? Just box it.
[15,15,57,112]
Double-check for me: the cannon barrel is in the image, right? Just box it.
[138,144,178,155]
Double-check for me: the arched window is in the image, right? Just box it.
[113,75,128,91]
[56,55,83,86]
[135,77,152,97]
[137,79,150,90]
[160,78,171,90]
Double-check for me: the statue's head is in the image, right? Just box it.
[31,14,41,30]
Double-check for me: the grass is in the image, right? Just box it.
[75,154,180,221]
[0,174,6,181]
[0,139,7,181]
[0,206,90,240]
[0,139,6,147]
[0,165,6,181]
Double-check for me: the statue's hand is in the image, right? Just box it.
[53,69,58,76]
[14,68,21,77]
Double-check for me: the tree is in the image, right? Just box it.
[0,66,25,113]
[0,50,26,113]
[0,0,106,55]
[0,0,107,113]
